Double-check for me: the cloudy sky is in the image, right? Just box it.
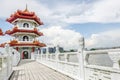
[0,0,120,50]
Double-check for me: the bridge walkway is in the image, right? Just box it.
[10,59,74,80]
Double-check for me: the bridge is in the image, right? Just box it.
[1,43,120,80]
[10,59,73,80]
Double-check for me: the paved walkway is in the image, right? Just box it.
[10,59,74,80]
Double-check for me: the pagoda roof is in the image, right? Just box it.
[5,27,43,36]
[6,8,43,25]
[0,29,4,36]
[9,40,46,47]
[0,43,6,47]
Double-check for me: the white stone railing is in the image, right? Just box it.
[0,55,11,80]
[35,37,120,80]
[84,50,120,80]
[35,48,120,80]
[36,52,81,80]
[0,44,20,80]
[12,49,21,66]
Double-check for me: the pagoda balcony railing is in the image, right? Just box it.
[18,27,35,30]
[19,41,33,43]
[35,47,120,80]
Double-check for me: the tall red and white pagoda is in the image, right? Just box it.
[5,7,46,59]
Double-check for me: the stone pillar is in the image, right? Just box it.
[5,44,11,77]
[41,48,43,60]
[36,48,39,60]
[5,44,10,55]
[108,52,120,69]
[78,36,85,80]
[65,54,68,62]
[46,47,49,54]
[55,45,60,61]
[55,45,60,70]
[46,47,49,60]
[84,54,89,65]
[56,45,60,53]
[37,48,40,54]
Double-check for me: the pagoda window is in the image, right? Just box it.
[14,21,18,25]
[23,36,29,41]
[23,23,29,28]
[34,23,37,27]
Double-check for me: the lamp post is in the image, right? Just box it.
[78,36,85,80]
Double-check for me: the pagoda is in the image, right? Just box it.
[5,7,46,59]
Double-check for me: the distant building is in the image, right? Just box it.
[39,46,64,54]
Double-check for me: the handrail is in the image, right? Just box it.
[0,44,21,80]
[36,48,120,80]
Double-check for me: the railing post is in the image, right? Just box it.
[5,44,11,79]
[84,54,89,65]
[41,48,43,61]
[56,45,60,53]
[35,48,39,60]
[46,47,49,61]
[9,47,12,69]
[36,48,39,59]
[65,53,68,62]
[78,36,85,80]
[108,52,120,69]
[55,45,60,70]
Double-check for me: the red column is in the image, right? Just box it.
[16,47,19,51]
[32,47,34,52]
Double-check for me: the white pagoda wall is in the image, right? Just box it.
[16,20,37,29]
[18,47,33,59]
[15,34,36,41]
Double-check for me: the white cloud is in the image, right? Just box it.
[86,29,120,48]
[63,0,120,23]
[88,0,120,23]
[1,0,120,24]
[1,0,120,50]
[39,26,82,50]
[0,0,52,21]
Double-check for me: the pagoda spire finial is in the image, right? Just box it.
[24,4,28,12]
[26,4,28,10]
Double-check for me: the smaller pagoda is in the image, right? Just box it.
[4,7,46,59]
